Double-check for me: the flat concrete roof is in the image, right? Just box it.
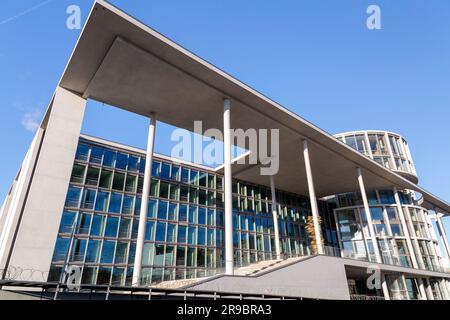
[56,0,450,214]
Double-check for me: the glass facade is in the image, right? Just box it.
[335,131,417,179]
[49,138,337,286]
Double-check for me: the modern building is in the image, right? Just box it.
[1,0,450,300]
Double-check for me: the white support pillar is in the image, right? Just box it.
[223,98,234,275]
[302,140,323,255]
[133,113,157,285]
[393,187,419,269]
[356,167,382,263]
[425,279,435,300]
[381,274,390,300]
[417,278,428,300]
[435,211,450,262]
[439,279,450,300]
[405,208,426,270]
[269,175,281,260]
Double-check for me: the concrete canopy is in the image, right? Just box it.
[56,0,450,214]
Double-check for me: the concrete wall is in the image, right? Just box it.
[0,87,86,280]
[188,255,351,300]
[0,129,44,272]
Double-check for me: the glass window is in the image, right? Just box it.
[168,202,178,221]
[118,218,131,238]
[112,172,125,191]
[197,248,206,267]
[178,226,187,243]
[147,199,157,218]
[100,240,116,264]
[157,201,168,220]
[103,149,116,167]
[188,227,197,245]
[171,166,180,181]
[188,206,197,224]
[167,224,177,242]
[138,158,146,174]
[370,207,384,221]
[198,227,206,245]
[59,211,76,234]
[145,221,155,241]
[95,191,109,211]
[111,267,126,286]
[125,174,137,192]
[76,212,91,234]
[70,164,85,184]
[85,239,101,263]
[52,237,70,262]
[180,186,189,202]
[75,144,90,161]
[81,266,97,284]
[116,153,128,170]
[122,195,134,214]
[199,172,207,187]
[90,147,103,164]
[150,179,159,197]
[109,193,122,213]
[386,207,398,220]
[70,238,87,262]
[176,247,186,266]
[159,181,169,198]
[154,244,165,266]
[115,242,128,264]
[97,267,112,285]
[104,216,119,237]
[81,189,96,209]
[169,184,179,201]
[99,170,113,189]
[155,222,166,242]
[179,204,188,222]
[390,224,403,236]
[189,170,199,185]
[65,187,81,208]
[128,156,139,172]
[152,161,161,177]
[90,215,106,236]
[187,247,196,267]
[142,243,154,265]
[198,207,206,225]
[161,162,171,179]
[181,167,189,184]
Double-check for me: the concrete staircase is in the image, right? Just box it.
[152,256,308,289]
[234,256,307,276]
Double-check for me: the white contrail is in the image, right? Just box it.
[0,0,54,26]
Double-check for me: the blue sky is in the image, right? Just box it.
[1,1,450,240]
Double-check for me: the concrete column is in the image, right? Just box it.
[425,279,435,300]
[404,208,426,270]
[381,274,390,300]
[223,98,234,275]
[439,279,450,300]
[133,113,157,285]
[269,175,281,260]
[393,188,419,269]
[435,212,450,262]
[0,87,86,280]
[302,140,323,255]
[356,168,382,263]
[417,278,428,300]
